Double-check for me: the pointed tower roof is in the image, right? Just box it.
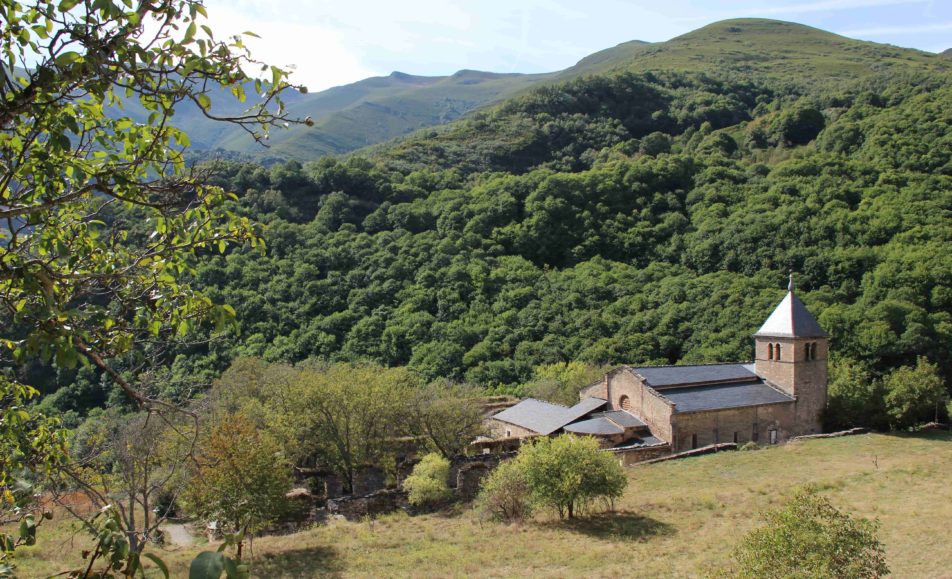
[754,274,827,338]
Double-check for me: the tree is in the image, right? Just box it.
[772,105,825,145]
[64,411,184,555]
[0,0,300,404]
[883,357,948,429]
[516,434,626,519]
[409,381,485,459]
[0,0,301,573]
[262,362,419,493]
[731,488,888,578]
[183,413,291,560]
[402,453,452,508]
[475,459,533,523]
[0,377,68,576]
[824,357,887,431]
[525,362,608,407]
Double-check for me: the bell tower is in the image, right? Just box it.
[754,274,828,435]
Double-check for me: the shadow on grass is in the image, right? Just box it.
[547,510,675,542]
[251,544,342,578]
[880,427,952,441]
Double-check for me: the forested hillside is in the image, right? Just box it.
[29,20,952,432]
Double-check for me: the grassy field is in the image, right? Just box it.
[16,430,952,578]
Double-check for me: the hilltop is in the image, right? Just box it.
[555,18,942,82]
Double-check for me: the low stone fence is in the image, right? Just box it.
[326,489,408,521]
[605,442,672,466]
[636,442,738,465]
[789,427,868,442]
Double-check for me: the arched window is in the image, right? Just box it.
[768,343,774,360]
[811,342,818,360]
[619,395,631,411]
[775,343,782,361]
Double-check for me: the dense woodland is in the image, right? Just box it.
[21,57,952,433]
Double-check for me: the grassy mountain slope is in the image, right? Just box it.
[221,70,555,160]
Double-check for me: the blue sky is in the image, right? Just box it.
[203,0,952,91]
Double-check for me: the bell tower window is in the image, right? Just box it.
[768,343,774,360]
[775,343,782,361]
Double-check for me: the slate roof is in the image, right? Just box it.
[612,434,665,449]
[630,363,758,388]
[754,291,827,338]
[662,381,794,413]
[564,417,625,436]
[592,410,646,429]
[492,397,607,435]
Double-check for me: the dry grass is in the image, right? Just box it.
[15,430,952,578]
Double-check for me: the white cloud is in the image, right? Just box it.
[204,1,381,91]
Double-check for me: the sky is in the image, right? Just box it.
[202,0,952,92]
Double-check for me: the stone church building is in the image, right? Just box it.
[490,278,828,453]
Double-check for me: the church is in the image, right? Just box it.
[490,277,828,453]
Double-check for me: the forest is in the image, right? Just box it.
[25,65,952,432]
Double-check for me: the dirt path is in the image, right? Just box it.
[162,522,197,547]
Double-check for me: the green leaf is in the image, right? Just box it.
[54,51,83,66]
[57,0,80,11]
[144,553,170,579]
[189,551,225,579]
[222,557,246,579]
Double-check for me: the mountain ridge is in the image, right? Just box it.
[198,18,950,161]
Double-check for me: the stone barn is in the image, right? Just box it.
[489,276,828,454]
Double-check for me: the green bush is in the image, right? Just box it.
[731,488,888,578]
[738,441,760,451]
[516,434,627,519]
[475,459,533,523]
[403,453,452,507]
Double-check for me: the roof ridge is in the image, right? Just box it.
[519,397,570,409]
[626,361,753,370]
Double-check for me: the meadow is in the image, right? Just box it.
[17,430,952,578]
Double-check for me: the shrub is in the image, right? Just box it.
[739,441,760,451]
[475,460,533,523]
[731,488,888,578]
[403,453,452,507]
[517,434,627,519]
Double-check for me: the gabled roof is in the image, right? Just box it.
[662,380,794,413]
[754,291,827,338]
[629,363,758,388]
[492,397,607,435]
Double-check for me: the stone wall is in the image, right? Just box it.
[671,402,795,452]
[604,369,674,443]
[607,443,672,466]
[326,489,407,521]
[455,462,491,501]
[488,419,538,440]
